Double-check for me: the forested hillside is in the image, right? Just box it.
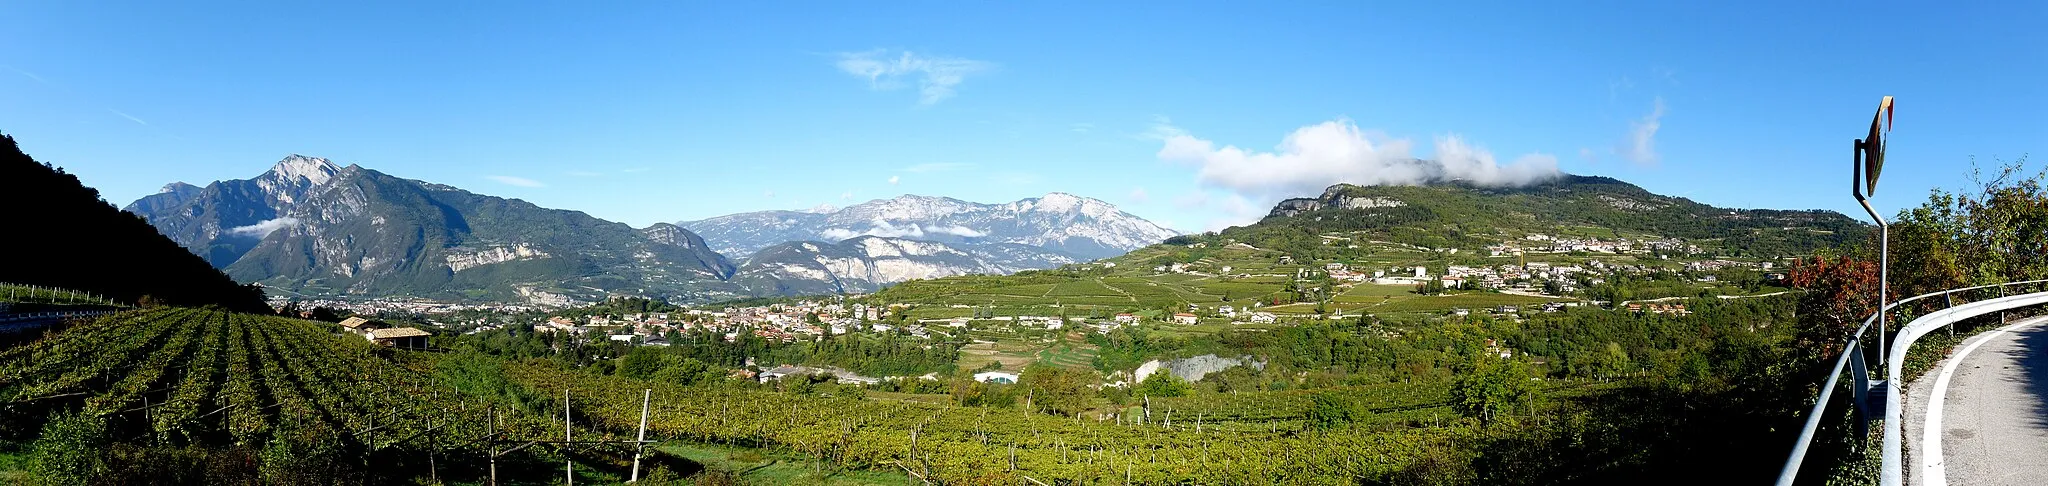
[0,133,265,311]
[1225,175,1868,260]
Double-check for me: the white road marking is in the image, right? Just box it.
[1920,316,2048,486]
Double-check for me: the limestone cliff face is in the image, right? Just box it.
[132,157,738,304]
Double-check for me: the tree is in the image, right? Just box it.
[31,411,107,485]
[1020,365,1095,417]
[652,357,716,385]
[1306,391,1363,430]
[618,347,664,379]
[1787,255,1878,358]
[1593,342,1632,380]
[1449,354,1536,426]
[1134,372,1190,398]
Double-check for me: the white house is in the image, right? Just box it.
[1172,313,1199,325]
[974,371,1019,384]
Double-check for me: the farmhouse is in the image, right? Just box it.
[367,327,430,349]
[338,316,381,337]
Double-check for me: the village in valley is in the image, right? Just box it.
[277,226,1792,393]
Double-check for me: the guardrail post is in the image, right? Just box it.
[1849,345,1873,441]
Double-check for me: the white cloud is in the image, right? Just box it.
[806,204,837,214]
[227,217,300,238]
[1619,97,1666,165]
[621,167,651,173]
[835,49,994,105]
[1071,122,1095,133]
[4,65,49,85]
[1140,115,1187,140]
[902,162,973,173]
[1202,194,1265,231]
[1127,187,1150,203]
[565,170,604,177]
[887,176,901,185]
[840,191,855,201]
[1579,147,1598,163]
[485,175,545,188]
[764,190,776,198]
[928,224,987,237]
[109,109,146,125]
[1608,76,1634,102]
[1154,118,1561,200]
[820,221,987,241]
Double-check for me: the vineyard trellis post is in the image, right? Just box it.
[488,405,498,486]
[630,388,650,483]
[564,388,573,486]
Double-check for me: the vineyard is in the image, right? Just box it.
[0,308,578,484]
[508,362,1479,485]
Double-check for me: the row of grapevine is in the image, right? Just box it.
[1,308,574,483]
[505,361,1476,484]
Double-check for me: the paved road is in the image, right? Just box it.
[1905,315,2048,486]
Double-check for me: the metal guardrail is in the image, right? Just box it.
[1776,279,2048,486]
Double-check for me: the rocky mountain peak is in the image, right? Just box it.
[266,155,340,186]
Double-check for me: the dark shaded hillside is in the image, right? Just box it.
[0,133,266,310]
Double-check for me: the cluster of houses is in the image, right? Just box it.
[1487,234,1702,256]
[530,301,935,346]
[1625,303,1694,316]
[271,297,545,317]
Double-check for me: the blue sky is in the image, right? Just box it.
[2,2,2042,232]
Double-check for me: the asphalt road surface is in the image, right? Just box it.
[1906,315,2048,486]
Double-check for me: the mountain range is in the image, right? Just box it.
[124,157,1179,303]
[679,193,1180,260]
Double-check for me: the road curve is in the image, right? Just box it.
[1905,315,2048,486]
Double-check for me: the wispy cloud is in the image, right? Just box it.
[1617,97,1666,166]
[485,175,546,188]
[565,170,604,177]
[902,162,973,173]
[227,217,300,238]
[1128,187,1150,203]
[109,109,147,125]
[1607,76,1634,102]
[840,191,855,201]
[1071,122,1095,133]
[764,190,776,198]
[1578,147,1598,163]
[1139,115,1188,140]
[4,65,50,85]
[1652,66,1679,86]
[835,49,995,105]
[620,167,650,173]
[887,176,901,185]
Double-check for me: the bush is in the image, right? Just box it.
[30,411,107,485]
